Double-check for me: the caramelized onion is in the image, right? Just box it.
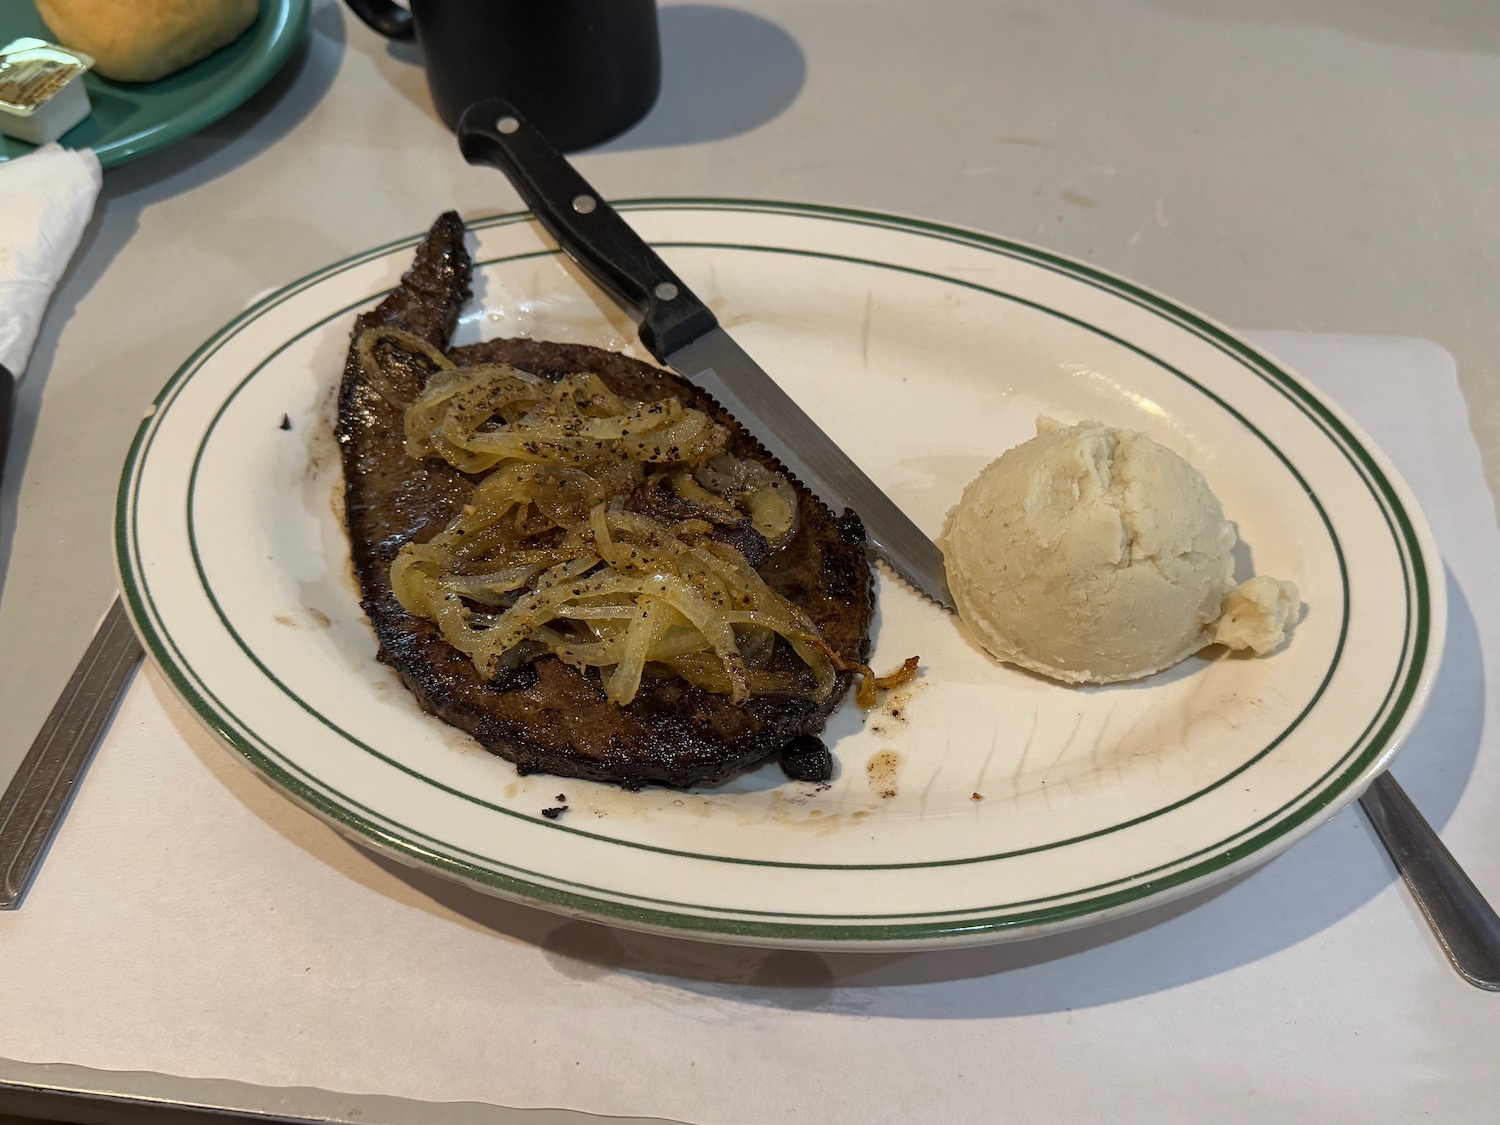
[403,360,730,474]
[362,332,837,706]
[355,326,454,407]
[693,452,799,545]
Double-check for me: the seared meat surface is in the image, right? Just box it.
[337,213,874,788]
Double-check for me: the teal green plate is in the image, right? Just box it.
[0,0,309,169]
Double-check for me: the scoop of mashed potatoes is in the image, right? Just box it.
[942,418,1299,684]
[38,0,258,83]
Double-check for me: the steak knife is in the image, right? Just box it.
[457,99,954,610]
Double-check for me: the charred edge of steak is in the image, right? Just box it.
[779,735,834,783]
[338,215,875,789]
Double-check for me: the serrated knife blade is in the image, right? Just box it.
[458,98,954,610]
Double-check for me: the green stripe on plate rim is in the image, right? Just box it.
[115,201,1434,942]
[117,207,1416,918]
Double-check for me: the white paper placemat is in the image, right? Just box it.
[2,333,1497,1124]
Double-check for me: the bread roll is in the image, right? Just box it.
[37,0,259,83]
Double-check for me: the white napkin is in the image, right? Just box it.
[0,142,102,375]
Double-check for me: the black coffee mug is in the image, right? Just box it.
[343,0,661,152]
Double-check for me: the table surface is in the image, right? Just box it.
[4,0,1500,1121]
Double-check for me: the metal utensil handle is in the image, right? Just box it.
[0,361,15,496]
[0,598,142,908]
[457,97,718,360]
[1359,771,1500,990]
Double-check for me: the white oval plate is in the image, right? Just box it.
[117,201,1443,950]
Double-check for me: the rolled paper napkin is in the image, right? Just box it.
[0,142,102,375]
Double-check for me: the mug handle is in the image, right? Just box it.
[342,0,415,39]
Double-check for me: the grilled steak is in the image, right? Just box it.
[337,213,875,788]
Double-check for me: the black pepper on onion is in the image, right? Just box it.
[356,326,834,707]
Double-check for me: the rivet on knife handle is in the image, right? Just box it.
[458,98,717,359]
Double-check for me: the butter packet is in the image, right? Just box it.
[0,37,94,146]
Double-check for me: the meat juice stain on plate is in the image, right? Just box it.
[856,679,927,803]
[868,688,918,738]
[762,787,852,835]
[562,778,858,835]
[866,749,901,799]
[297,380,343,482]
[272,608,333,629]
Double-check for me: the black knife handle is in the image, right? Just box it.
[457,98,718,362]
